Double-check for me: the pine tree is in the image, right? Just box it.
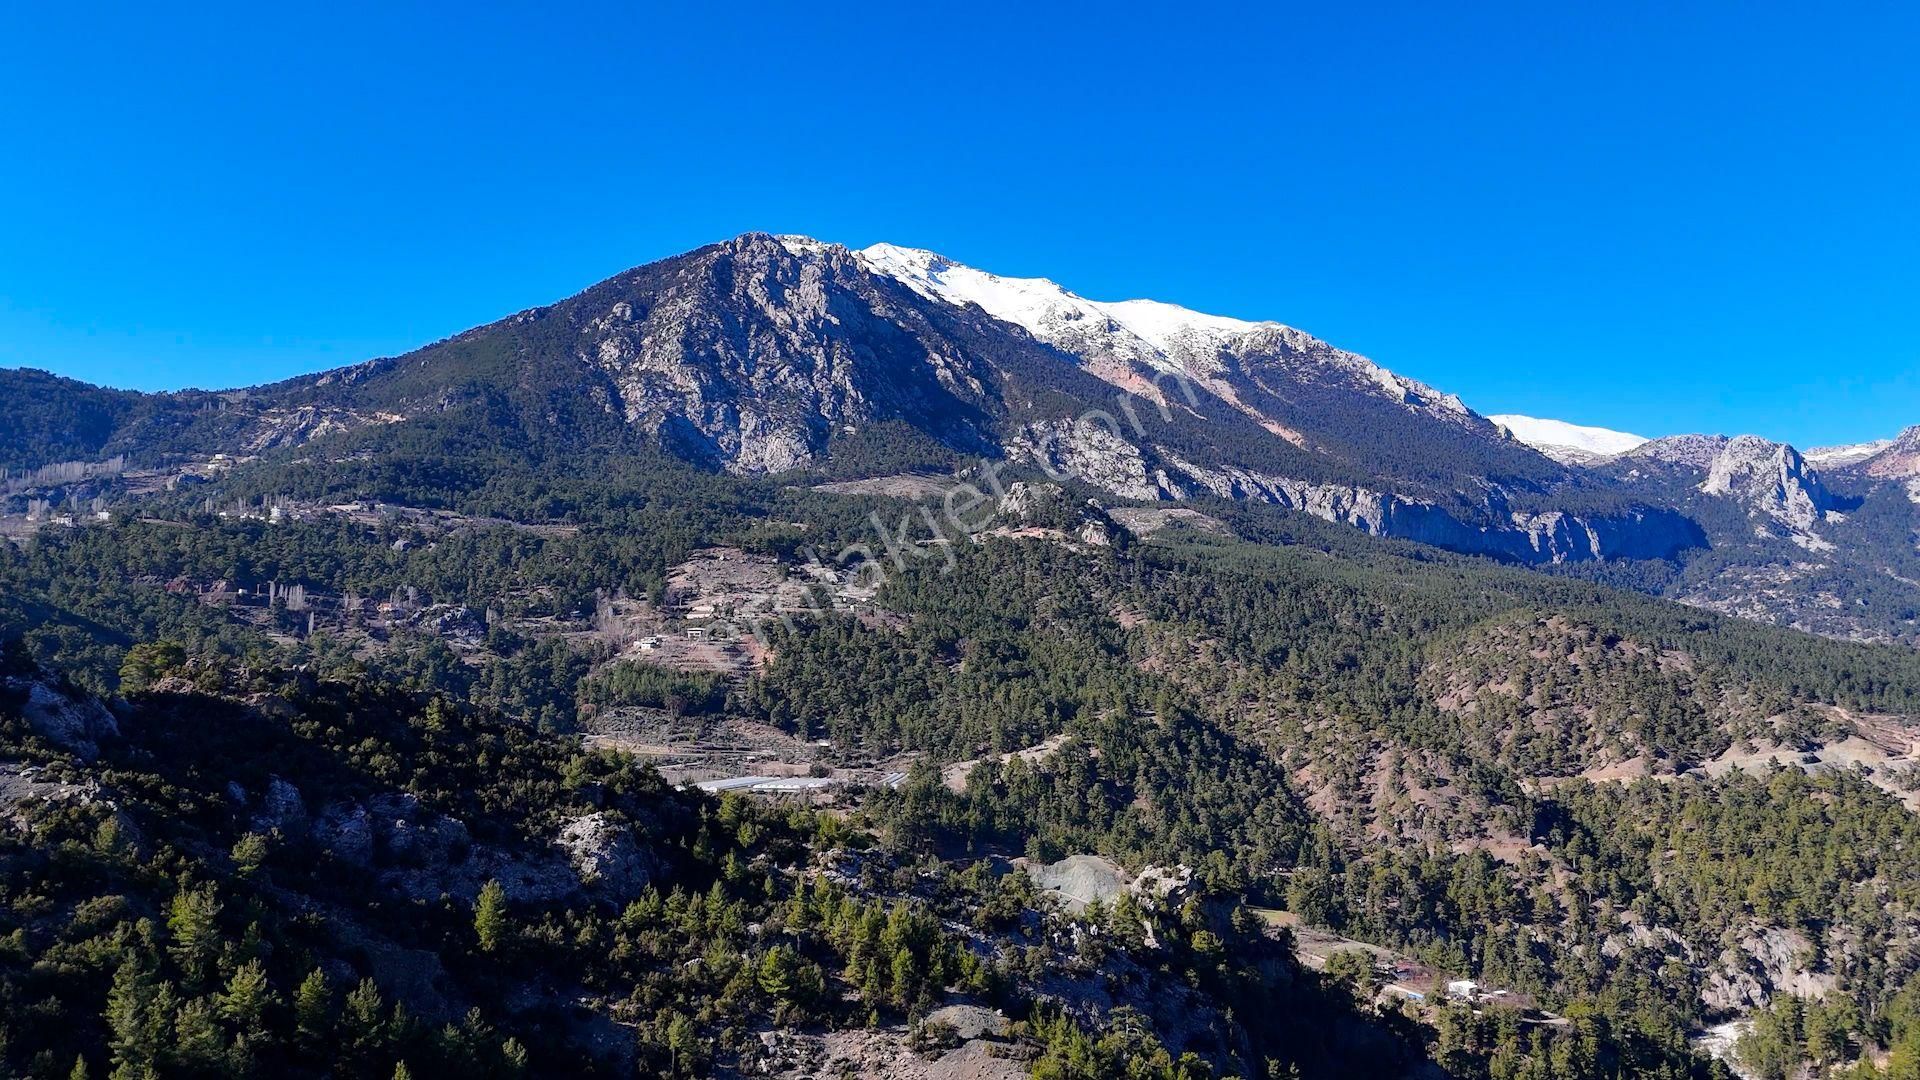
[666,1014,700,1078]
[230,833,270,878]
[171,997,227,1073]
[756,946,797,1000]
[293,967,334,1049]
[474,880,509,953]
[165,884,222,990]
[216,960,275,1044]
[500,1036,529,1075]
[104,954,173,1080]
[342,979,390,1064]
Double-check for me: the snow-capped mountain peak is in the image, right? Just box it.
[1489,415,1648,464]
[856,242,1263,369]
[856,242,1475,425]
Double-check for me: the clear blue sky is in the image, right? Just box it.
[3,3,1916,447]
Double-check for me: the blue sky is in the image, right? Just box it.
[3,3,1915,447]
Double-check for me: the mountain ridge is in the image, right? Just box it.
[3,231,1916,642]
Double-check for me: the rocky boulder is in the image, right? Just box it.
[248,775,309,837]
[313,802,375,864]
[4,677,118,760]
[556,812,657,895]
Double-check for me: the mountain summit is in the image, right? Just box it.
[3,232,1914,625]
[856,241,1479,435]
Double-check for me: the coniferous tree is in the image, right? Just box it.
[474,880,509,953]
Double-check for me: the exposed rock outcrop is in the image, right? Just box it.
[4,677,118,760]
[1701,435,1837,530]
[1627,434,1734,471]
[571,234,1001,475]
[1699,927,1834,1013]
[1145,450,1701,564]
[248,775,309,837]
[1627,434,1839,529]
[1011,421,1183,502]
[555,811,657,895]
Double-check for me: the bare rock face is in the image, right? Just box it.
[1128,451,1701,564]
[424,605,487,645]
[1629,434,1734,471]
[572,234,1001,474]
[1699,926,1834,1013]
[555,811,657,895]
[304,793,585,904]
[1701,435,1837,530]
[5,677,118,760]
[1512,507,1709,563]
[367,792,469,866]
[251,776,308,836]
[1628,433,1839,530]
[313,802,375,864]
[1011,420,1183,502]
[239,405,393,454]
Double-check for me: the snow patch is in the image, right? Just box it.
[1806,439,1893,467]
[856,243,1263,349]
[857,242,1467,423]
[1490,415,1649,460]
[857,242,1258,374]
[775,235,834,257]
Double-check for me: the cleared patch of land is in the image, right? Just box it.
[811,473,959,499]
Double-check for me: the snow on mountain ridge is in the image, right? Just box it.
[855,242,1253,372]
[1806,439,1894,467]
[855,241,1470,419]
[1490,415,1648,463]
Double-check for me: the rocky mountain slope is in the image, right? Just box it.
[2,232,1915,639]
[1859,425,1920,480]
[2,233,1695,567]
[1613,434,1842,531]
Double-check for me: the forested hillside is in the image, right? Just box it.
[5,420,1920,1077]
[3,233,1918,1079]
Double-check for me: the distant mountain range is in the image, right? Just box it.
[3,232,1917,644]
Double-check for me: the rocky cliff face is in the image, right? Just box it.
[1010,417,1697,563]
[1624,434,1839,530]
[564,234,1006,473]
[1622,434,1733,472]
[1701,435,1838,530]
